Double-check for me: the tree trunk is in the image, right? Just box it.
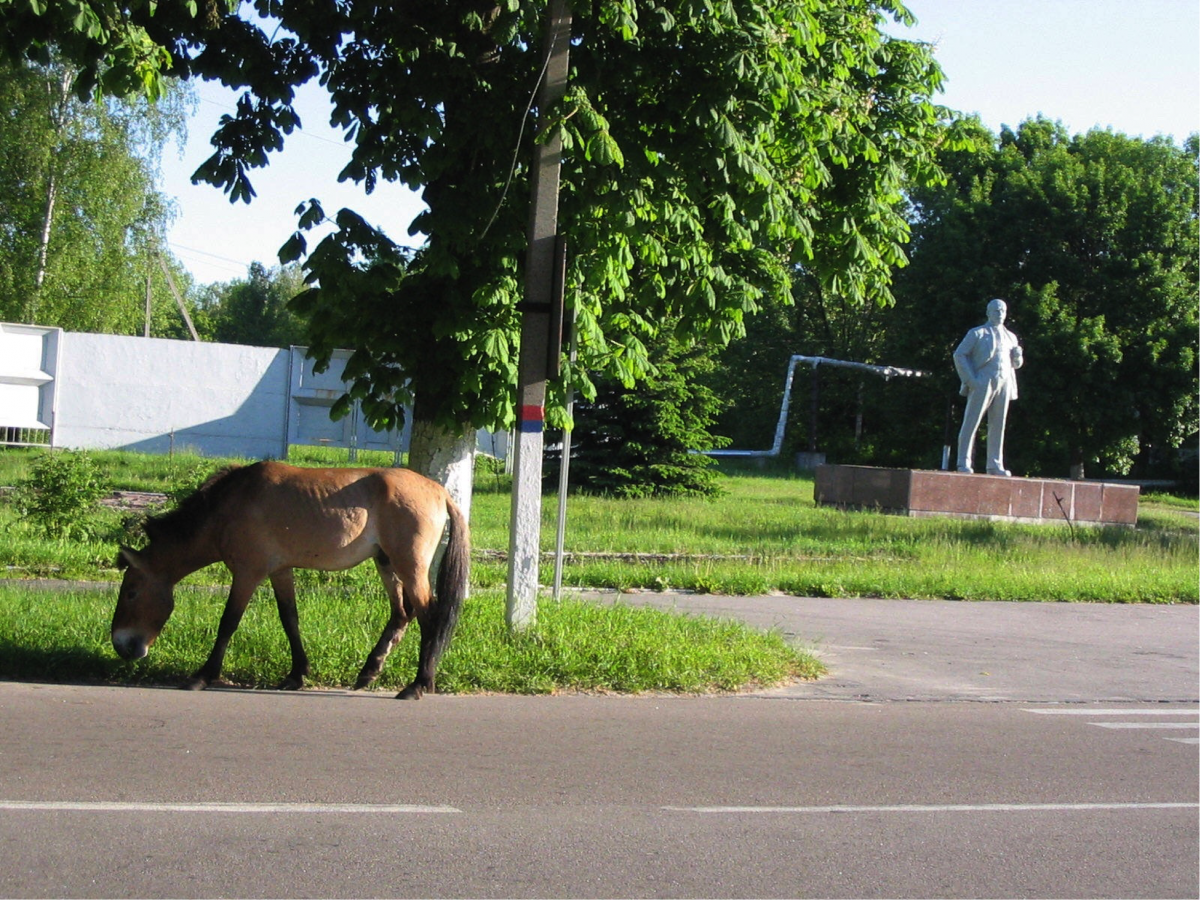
[1069,446,1086,481]
[28,68,73,324]
[27,168,57,322]
[407,413,477,523]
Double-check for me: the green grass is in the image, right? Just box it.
[468,471,1198,603]
[1,447,1196,603]
[0,584,818,693]
[0,445,1195,693]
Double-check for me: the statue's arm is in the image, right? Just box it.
[953,331,979,389]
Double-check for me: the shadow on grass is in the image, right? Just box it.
[0,639,195,688]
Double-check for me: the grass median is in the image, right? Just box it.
[0,584,818,693]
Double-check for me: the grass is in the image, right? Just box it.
[468,470,1198,604]
[0,446,824,694]
[0,584,818,694]
[0,445,1195,693]
[1,446,1196,603]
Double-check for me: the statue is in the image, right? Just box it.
[953,298,1023,476]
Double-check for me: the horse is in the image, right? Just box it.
[111,460,469,699]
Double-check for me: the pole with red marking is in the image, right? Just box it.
[506,0,572,630]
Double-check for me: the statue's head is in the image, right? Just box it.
[986,298,1007,325]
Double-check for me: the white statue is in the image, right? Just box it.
[954,298,1023,476]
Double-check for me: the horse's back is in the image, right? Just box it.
[217,462,451,573]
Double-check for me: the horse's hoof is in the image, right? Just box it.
[278,677,304,691]
[394,684,424,700]
[353,676,373,691]
[182,677,209,691]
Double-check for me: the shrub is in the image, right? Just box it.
[13,450,110,539]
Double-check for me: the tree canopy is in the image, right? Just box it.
[196,261,308,348]
[885,118,1198,478]
[279,0,957,441]
[3,1,955,427]
[0,53,194,335]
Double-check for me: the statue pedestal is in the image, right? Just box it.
[814,465,1139,526]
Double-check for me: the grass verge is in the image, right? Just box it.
[0,584,820,694]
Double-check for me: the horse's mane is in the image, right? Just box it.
[143,463,257,545]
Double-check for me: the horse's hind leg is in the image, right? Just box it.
[270,569,309,690]
[354,552,411,690]
[396,612,438,700]
[187,573,260,690]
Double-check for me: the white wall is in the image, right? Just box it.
[0,324,60,440]
[1,325,507,462]
[55,333,290,459]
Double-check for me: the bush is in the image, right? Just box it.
[13,450,110,539]
[548,331,730,498]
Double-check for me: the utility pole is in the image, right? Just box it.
[506,0,572,630]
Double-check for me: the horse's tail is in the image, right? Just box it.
[427,496,470,664]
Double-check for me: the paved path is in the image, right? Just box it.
[577,591,1199,703]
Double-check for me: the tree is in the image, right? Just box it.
[279,0,953,499]
[0,54,195,335]
[3,1,956,501]
[0,0,225,100]
[199,261,308,347]
[547,329,729,498]
[888,118,1199,478]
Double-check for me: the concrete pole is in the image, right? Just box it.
[506,0,572,630]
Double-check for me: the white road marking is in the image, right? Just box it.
[0,800,459,814]
[1023,708,1199,716]
[1023,708,1199,744]
[1091,722,1199,730]
[663,802,1199,814]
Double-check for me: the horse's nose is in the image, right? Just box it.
[111,629,149,661]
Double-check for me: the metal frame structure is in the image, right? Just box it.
[706,354,929,459]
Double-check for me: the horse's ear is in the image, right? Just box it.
[116,546,148,572]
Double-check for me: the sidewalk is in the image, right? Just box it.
[575,591,1200,703]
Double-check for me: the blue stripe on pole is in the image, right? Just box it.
[519,405,544,432]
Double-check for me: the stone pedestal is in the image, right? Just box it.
[814,465,1139,526]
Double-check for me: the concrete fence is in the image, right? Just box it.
[0,323,507,461]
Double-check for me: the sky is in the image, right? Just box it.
[158,0,1200,285]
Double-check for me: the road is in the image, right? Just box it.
[0,594,1196,899]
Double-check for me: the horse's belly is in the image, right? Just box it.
[277,514,380,572]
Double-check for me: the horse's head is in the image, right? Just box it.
[111,546,175,661]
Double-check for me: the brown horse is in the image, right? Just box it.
[111,461,469,699]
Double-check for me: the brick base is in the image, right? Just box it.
[814,465,1139,526]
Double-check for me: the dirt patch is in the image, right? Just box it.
[99,491,168,512]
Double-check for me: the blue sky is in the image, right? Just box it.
[160,0,1200,284]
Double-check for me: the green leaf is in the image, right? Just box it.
[279,232,307,264]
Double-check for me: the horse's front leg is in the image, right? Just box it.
[270,568,309,690]
[185,574,260,691]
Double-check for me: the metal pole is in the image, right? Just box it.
[506,0,572,630]
[552,314,577,601]
[809,363,820,453]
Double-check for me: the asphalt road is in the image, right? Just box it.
[0,594,1196,899]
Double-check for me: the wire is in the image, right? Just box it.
[478,41,555,243]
